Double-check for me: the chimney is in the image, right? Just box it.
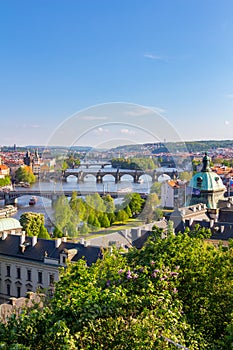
[32,236,37,247]
[55,238,62,248]
[20,232,26,245]
[2,231,8,240]
[189,218,193,226]
[220,225,225,233]
[210,219,214,228]
[80,238,85,245]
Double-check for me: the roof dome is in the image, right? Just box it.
[0,218,22,232]
[190,153,225,192]
[190,171,225,192]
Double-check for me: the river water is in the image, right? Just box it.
[2,166,152,229]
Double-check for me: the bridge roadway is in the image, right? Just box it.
[0,189,148,205]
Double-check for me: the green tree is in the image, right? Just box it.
[19,212,45,237]
[80,222,89,235]
[0,176,11,187]
[15,166,36,185]
[116,209,129,223]
[99,213,110,228]
[178,171,192,182]
[150,181,162,196]
[125,205,132,218]
[53,196,72,234]
[123,193,145,216]
[102,194,115,213]
[38,225,51,239]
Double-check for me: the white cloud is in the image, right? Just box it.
[22,124,40,129]
[80,116,109,121]
[144,53,164,60]
[93,127,109,135]
[120,128,136,136]
[225,120,230,125]
[124,107,152,117]
[226,94,233,99]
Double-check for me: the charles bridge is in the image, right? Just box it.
[40,168,157,184]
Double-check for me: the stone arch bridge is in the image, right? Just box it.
[0,189,148,206]
[63,169,157,183]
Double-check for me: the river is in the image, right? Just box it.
[1,166,152,229]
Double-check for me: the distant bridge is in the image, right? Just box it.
[0,189,148,205]
[78,161,112,168]
[63,168,157,183]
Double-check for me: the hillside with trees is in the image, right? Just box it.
[1,226,233,349]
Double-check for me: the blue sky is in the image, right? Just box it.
[1,0,233,146]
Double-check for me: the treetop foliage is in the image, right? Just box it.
[1,226,233,349]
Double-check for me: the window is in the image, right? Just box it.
[17,286,21,298]
[6,265,11,277]
[49,274,54,286]
[62,256,66,264]
[7,284,10,296]
[16,267,21,279]
[27,270,31,281]
[38,271,43,284]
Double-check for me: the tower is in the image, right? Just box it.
[189,152,225,210]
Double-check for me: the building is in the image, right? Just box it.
[189,153,226,210]
[0,218,22,234]
[0,157,10,179]
[161,179,186,209]
[23,150,31,167]
[0,233,102,303]
[32,149,41,175]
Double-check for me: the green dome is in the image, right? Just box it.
[0,218,22,232]
[190,171,225,192]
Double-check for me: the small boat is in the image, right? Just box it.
[29,196,37,205]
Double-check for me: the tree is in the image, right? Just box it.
[38,225,51,239]
[0,176,11,188]
[178,171,192,182]
[98,213,110,228]
[123,193,145,217]
[19,212,45,237]
[125,205,132,218]
[15,166,36,185]
[0,235,194,349]
[116,209,129,223]
[102,194,115,213]
[80,222,89,235]
[150,182,161,196]
[53,196,72,234]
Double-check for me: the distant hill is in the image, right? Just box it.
[111,140,233,154]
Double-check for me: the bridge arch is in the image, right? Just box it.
[120,173,134,182]
[83,174,96,181]
[66,174,78,183]
[139,174,153,182]
[102,173,116,182]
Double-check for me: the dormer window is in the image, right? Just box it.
[197,176,203,187]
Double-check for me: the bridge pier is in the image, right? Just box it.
[78,171,84,183]
[51,194,59,207]
[4,194,18,206]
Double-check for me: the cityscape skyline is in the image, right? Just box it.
[1,1,233,146]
